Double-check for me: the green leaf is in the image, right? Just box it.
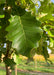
[0,15,5,18]
[44,25,54,37]
[37,39,49,59]
[3,58,16,69]
[42,42,49,59]
[14,54,22,65]
[6,12,42,56]
[39,14,54,22]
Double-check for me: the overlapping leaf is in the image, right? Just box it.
[6,12,42,55]
[39,14,54,22]
[44,25,54,37]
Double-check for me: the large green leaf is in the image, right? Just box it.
[6,12,42,55]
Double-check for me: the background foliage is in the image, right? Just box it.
[0,0,54,70]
